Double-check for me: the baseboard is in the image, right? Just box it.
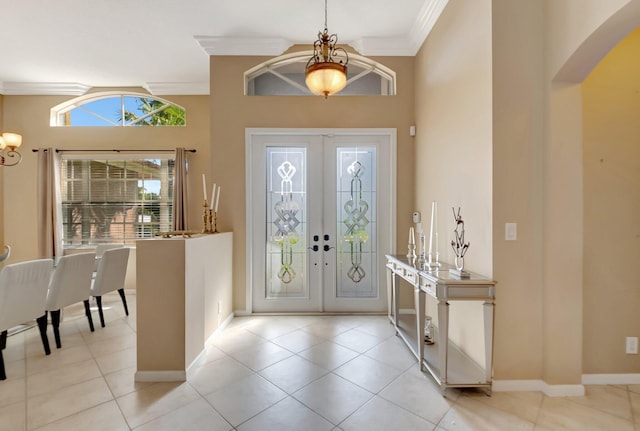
[135,370,186,382]
[399,308,416,315]
[234,310,251,317]
[493,379,585,396]
[582,374,640,385]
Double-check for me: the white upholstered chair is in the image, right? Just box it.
[93,244,123,271]
[0,259,53,380]
[46,252,96,348]
[0,245,10,263]
[91,247,130,327]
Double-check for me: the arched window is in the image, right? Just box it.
[244,51,396,96]
[50,91,186,127]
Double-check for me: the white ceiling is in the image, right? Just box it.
[0,0,447,96]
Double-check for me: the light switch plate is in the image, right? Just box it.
[413,211,421,223]
[505,223,517,241]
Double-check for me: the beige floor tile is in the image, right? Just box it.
[26,357,101,398]
[629,391,640,425]
[237,396,334,431]
[31,400,129,431]
[187,356,254,396]
[331,328,387,353]
[26,344,93,376]
[259,355,329,393]
[211,328,268,354]
[628,384,640,394]
[86,332,136,357]
[95,346,136,375]
[245,320,299,340]
[116,381,201,429]
[0,375,25,408]
[3,356,26,379]
[26,376,113,430]
[298,341,360,371]
[104,366,154,398]
[333,354,404,394]
[536,396,635,431]
[353,317,396,338]
[340,395,436,431]
[271,329,326,353]
[293,373,374,425]
[302,320,355,339]
[460,390,543,423]
[133,398,232,431]
[229,341,294,371]
[0,401,25,431]
[364,336,418,371]
[205,374,287,426]
[379,371,453,424]
[566,384,633,421]
[438,395,535,430]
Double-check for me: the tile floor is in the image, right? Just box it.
[1,291,640,430]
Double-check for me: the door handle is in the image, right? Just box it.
[308,245,319,252]
[324,244,335,252]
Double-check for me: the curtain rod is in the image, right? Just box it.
[32,149,196,153]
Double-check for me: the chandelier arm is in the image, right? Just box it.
[0,150,22,167]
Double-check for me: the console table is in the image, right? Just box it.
[385,254,496,394]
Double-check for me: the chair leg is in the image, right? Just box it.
[36,314,51,355]
[0,330,7,380]
[96,296,105,328]
[51,310,62,349]
[84,300,95,332]
[118,288,129,316]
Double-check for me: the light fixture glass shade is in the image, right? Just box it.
[0,136,5,150]
[305,62,347,98]
[1,133,22,149]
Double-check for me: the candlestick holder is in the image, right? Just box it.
[201,201,210,234]
[209,209,219,233]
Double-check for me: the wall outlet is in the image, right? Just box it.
[626,336,638,354]
[505,223,517,241]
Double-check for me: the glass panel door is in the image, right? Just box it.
[249,131,393,313]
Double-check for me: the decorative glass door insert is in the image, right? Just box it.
[336,148,377,298]
[266,148,307,299]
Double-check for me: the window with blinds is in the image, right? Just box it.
[60,156,175,246]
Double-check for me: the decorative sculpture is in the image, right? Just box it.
[450,207,470,278]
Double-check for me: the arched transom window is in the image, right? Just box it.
[50,91,186,127]
[245,51,397,96]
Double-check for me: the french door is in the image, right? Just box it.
[247,129,396,313]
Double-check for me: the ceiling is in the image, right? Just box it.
[0,0,447,96]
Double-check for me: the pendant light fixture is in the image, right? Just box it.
[305,0,349,98]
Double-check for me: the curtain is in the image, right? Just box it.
[37,148,63,259]
[172,147,189,230]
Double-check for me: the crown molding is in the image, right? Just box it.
[351,37,415,56]
[195,36,294,56]
[144,82,210,96]
[408,0,449,54]
[0,82,91,95]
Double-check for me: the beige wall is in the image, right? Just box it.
[210,55,415,312]
[0,93,4,249]
[1,90,210,267]
[582,27,640,373]
[414,0,493,366]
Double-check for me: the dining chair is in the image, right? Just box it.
[0,245,10,263]
[90,247,130,328]
[0,258,53,380]
[93,244,123,271]
[46,252,96,348]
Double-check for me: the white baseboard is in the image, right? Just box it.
[582,374,640,385]
[233,310,251,317]
[135,370,186,382]
[493,380,585,397]
[399,308,416,315]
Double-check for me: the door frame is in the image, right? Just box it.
[245,128,397,313]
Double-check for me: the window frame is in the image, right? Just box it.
[50,91,186,127]
[60,152,175,248]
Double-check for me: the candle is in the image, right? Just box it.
[210,183,217,210]
[215,186,221,212]
[202,174,207,203]
[434,202,438,255]
[409,226,415,245]
[428,201,435,256]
